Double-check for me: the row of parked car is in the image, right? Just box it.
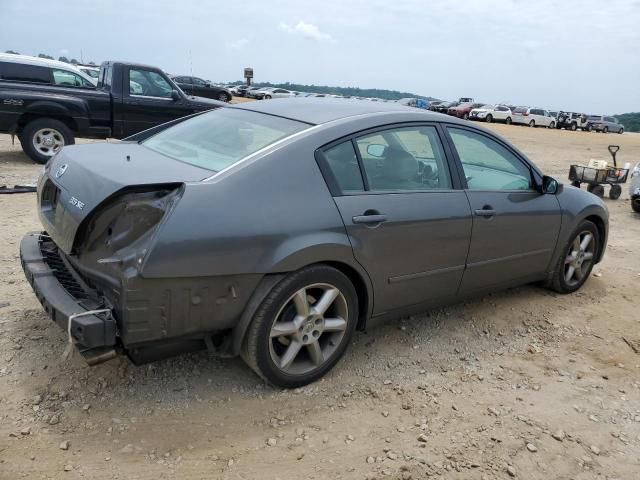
[427,98,624,133]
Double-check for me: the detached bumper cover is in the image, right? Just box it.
[20,232,117,352]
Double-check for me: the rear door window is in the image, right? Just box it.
[321,141,365,193]
[0,62,51,83]
[52,69,93,88]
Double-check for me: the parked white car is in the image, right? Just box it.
[512,107,556,128]
[260,87,296,99]
[469,104,513,124]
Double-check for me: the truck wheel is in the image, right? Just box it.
[586,124,593,132]
[570,123,577,131]
[505,117,512,125]
[529,120,535,128]
[548,220,599,293]
[242,265,358,388]
[21,118,74,164]
[609,184,622,200]
[632,197,640,213]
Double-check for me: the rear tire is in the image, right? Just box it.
[589,184,605,197]
[548,220,599,293]
[549,121,555,129]
[632,197,640,213]
[463,113,469,120]
[529,120,535,128]
[570,123,577,131]
[505,117,512,125]
[586,123,593,132]
[603,127,609,134]
[242,265,358,388]
[619,127,624,134]
[265,95,272,99]
[609,184,622,200]
[20,118,74,164]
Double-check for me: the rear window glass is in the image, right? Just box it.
[0,62,50,83]
[142,108,308,172]
[514,107,528,113]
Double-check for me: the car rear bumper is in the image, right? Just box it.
[20,232,118,363]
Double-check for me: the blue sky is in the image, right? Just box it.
[1,0,639,113]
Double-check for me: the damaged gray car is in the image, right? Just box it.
[21,98,608,387]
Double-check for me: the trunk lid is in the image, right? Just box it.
[40,141,211,254]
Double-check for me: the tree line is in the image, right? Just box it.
[4,50,95,65]
[614,113,640,133]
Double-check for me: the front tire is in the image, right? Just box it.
[632,197,640,213]
[218,92,230,102]
[463,113,469,120]
[603,127,609,134]
[548,220,599,293]
[549,121,556,129]
[264,95,272,100]
[20,118,74,164]
[242,265,358,388]
[570,123,578,131]
[485,114,493,123]
[505,117,512,125]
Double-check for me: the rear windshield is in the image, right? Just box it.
[142,108,309,172]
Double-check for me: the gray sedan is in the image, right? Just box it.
[21,99,608,387]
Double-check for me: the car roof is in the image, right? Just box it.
[0,53,97,83]
[231,97,442,125]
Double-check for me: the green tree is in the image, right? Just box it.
[58,56,69,63]
[38,53,54,59]
[5,49,20,54]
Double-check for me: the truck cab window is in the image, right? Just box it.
[129,69,172,98]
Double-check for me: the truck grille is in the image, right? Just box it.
[40,242,88,300]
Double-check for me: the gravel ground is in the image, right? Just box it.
[0,124,639,480]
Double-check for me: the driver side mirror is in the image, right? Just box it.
[170,89,181,101]
[366,144,386,158]
[542,175,562,194]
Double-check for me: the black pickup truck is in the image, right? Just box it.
[0,58,223,163]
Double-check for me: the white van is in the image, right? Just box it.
[512,107,556,128]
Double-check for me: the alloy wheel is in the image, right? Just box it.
[563,231,596,287]
[269,283,348,375]
[32,128,64,157]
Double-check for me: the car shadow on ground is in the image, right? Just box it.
[10,283,555,410]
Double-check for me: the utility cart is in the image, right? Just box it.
[568,145,629,199]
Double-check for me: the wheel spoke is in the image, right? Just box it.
[279,340,302,371]
[573,237,581,252]
[324,317,347,332]
[580,233,592,252]
[565,265,575,282]
[270,321,298,338]
[574,264,583,280]
[565,253,576,264]
[313,288,339,315]
[583,252,593,260]
[293,289,309,317]
[307,341,324,366]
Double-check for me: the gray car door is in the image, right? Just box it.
[444,126,562,294]
[318,125,472,315]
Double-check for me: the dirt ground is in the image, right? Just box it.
[0,122,639,480]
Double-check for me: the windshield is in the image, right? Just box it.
[142,108,309,172]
